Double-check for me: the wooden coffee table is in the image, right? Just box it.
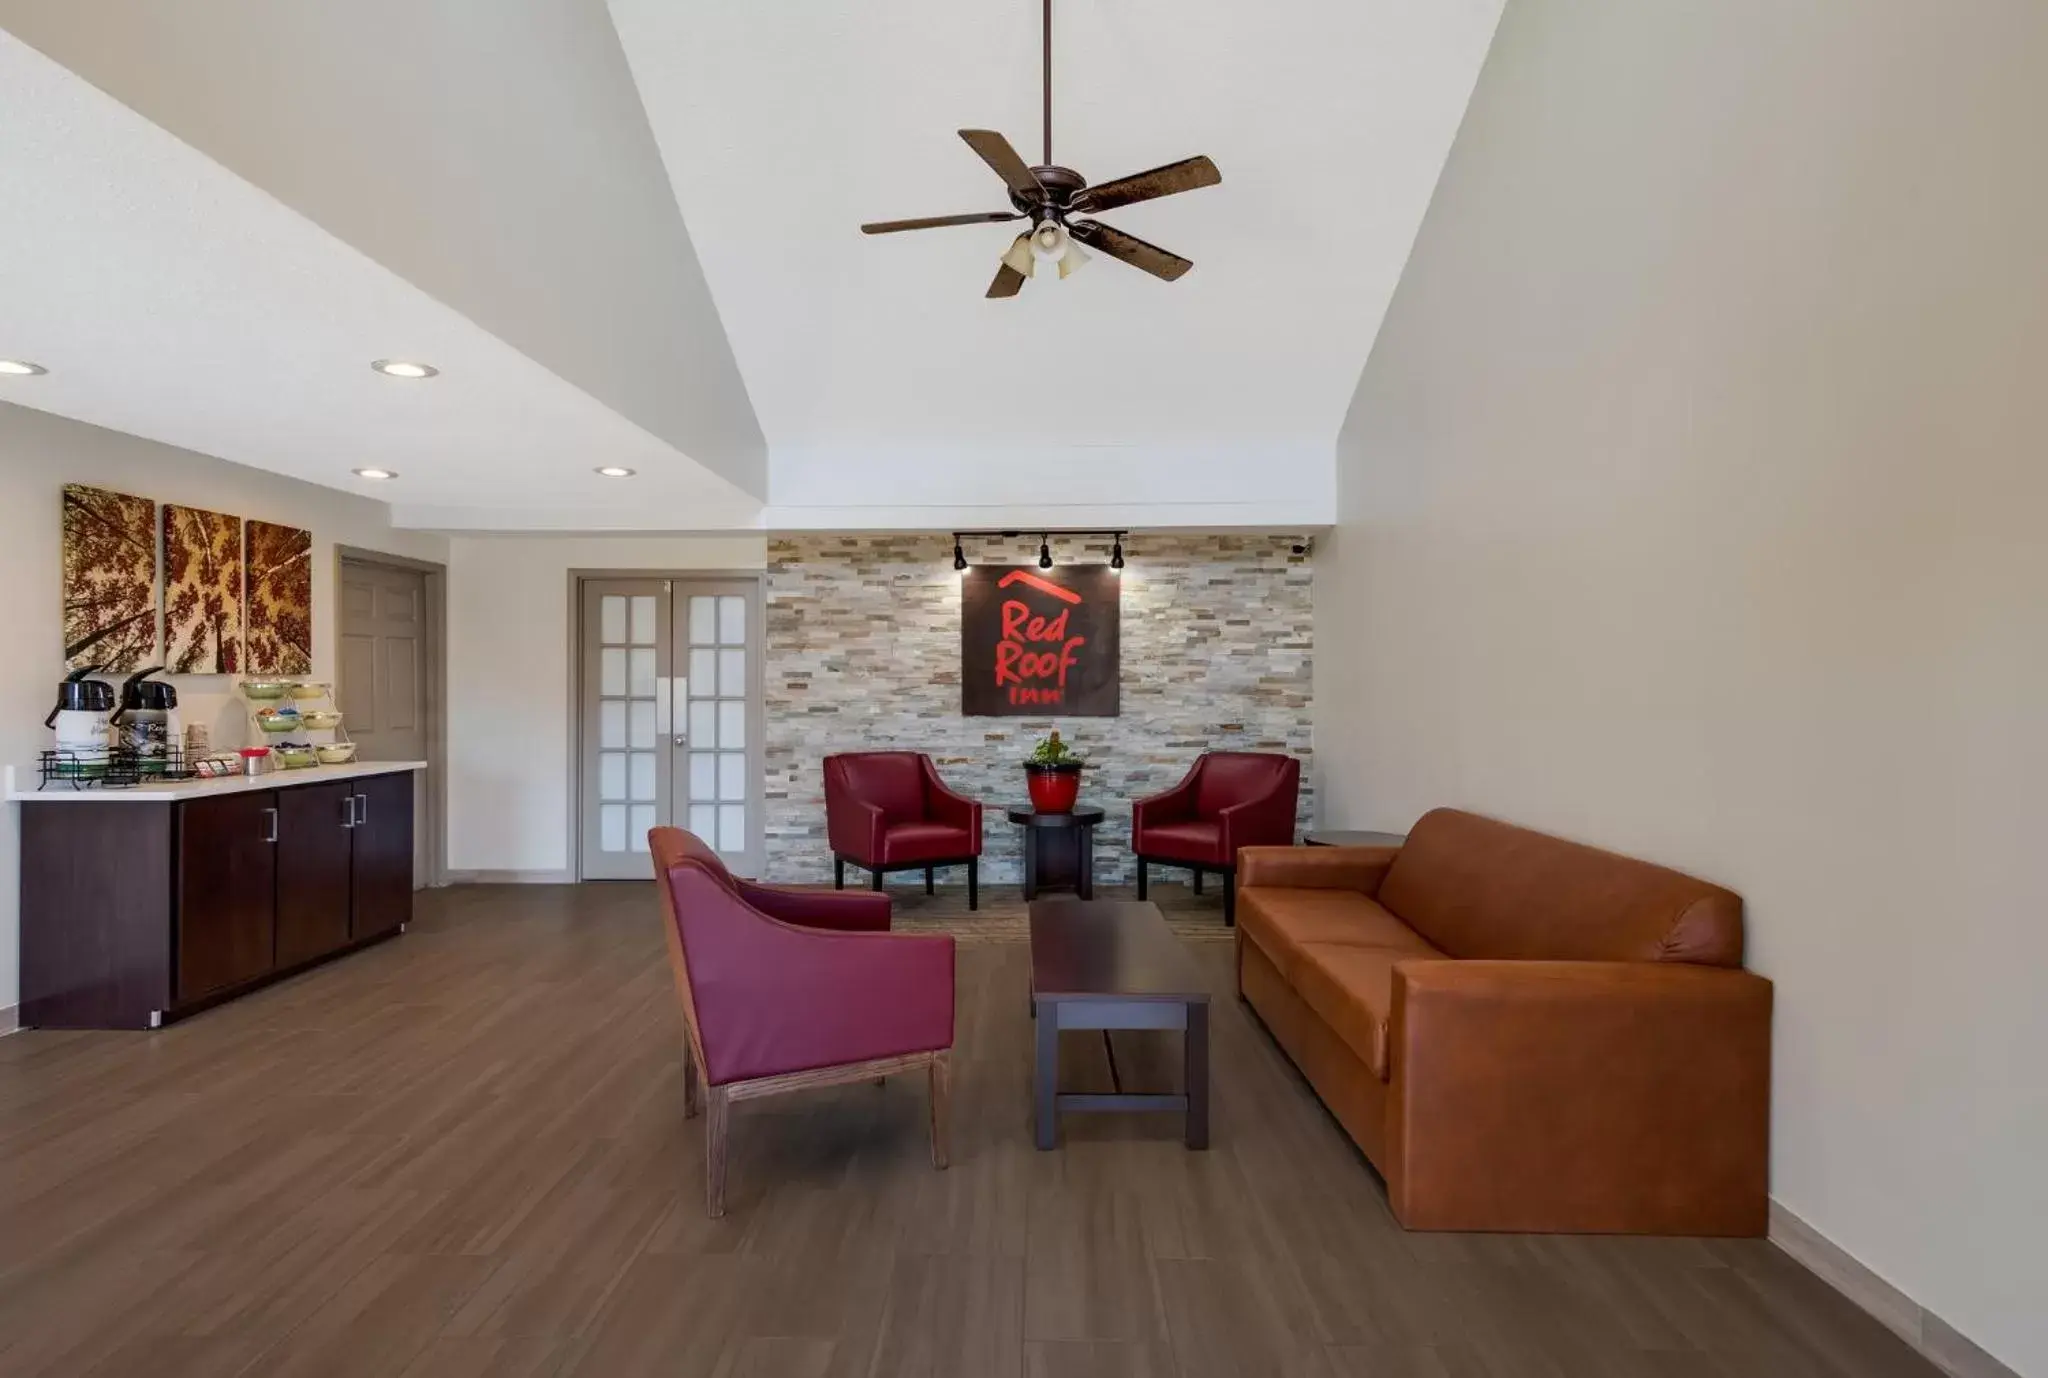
[1028,898,1210,1150]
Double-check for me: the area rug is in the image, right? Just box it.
[878,879,1235,943]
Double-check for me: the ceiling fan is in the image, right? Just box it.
[860,0,1221,297]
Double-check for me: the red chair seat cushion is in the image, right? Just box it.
[880,821,977,864]
[1140,820,1226,865]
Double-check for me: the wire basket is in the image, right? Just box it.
[39,744,198,789]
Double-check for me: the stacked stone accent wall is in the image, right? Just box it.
[764,532,1313,884]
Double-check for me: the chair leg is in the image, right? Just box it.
[872,866,885,893]
[704,1085,731,1218]
[834,857,845,890]
[683,1037,702,1119]
[928,1051,952,1169]
[1137,856,1148,900]
[1193,868,1204,896]
[967,857,979,911]
[925,866,935,895]
[1223,869,1236,928]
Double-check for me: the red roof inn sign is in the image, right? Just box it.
[961,565,1120,717]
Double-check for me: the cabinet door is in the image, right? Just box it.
[276,782,355,967]
[177,791,278,1002]
[350,772,414,940]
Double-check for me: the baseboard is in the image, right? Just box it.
[1769,1201,2019,1378]
[445,869,577,884]
[0,1004,17,1037]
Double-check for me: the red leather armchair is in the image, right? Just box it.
[650,827,955,1217]
[824,751,984,909]
[1132,752,1301,926]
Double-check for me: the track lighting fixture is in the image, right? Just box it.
[951,529,1133,572]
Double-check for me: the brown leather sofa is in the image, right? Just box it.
[1236,808,1772,1235]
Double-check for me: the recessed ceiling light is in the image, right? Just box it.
[0,359,48,376]
[594,466,637,478]
[370,359,438,379]
[352,467,399,481]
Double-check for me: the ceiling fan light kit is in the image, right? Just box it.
[859,0,1219,298]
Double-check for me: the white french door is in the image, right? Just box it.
[578,577,763,880]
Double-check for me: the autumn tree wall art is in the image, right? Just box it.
[162,504,243,674]
[244,519,313,674]
[61,485,159,672]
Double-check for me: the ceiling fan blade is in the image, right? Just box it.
[1075,156,1220,214]
[1068,220,1193,282]
[987,234,1032,298]
[960,129,1044,200]
[861,211,1022,235]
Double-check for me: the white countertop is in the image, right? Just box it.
[6,758,426,803]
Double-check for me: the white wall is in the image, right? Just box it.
[0,0,766,496]
[1316,3,2046,1373]
[445,534,767,875]
[0,402,445,1016]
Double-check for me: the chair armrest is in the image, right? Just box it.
[825,791,887,864]
[1215,774,1301,855]
[1237,845,1399,895]
[668,866,955,1084]
[734,879,891,932]
[1388,960,1772,1234]
[919,757,982,835]
[1132,770,1198,831]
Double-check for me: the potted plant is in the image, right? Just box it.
[1024,729,1086,813]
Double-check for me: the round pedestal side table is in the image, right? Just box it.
[1006,805,1107,900]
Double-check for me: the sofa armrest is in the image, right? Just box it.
[919,757,982,837]
[1237,845,1400,895]
[1132,770,1198,830]
[1387,960,1772,1235]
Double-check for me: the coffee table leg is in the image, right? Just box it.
[1185,1000,1210,1150]
[1034,997,1060,1150]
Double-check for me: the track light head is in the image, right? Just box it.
[1038,536,1053,570]
[1110,537,1125,572]
[953,540,968,572]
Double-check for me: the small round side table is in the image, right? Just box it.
[1006,806,1106,900]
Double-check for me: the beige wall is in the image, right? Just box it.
[1316,2,2046,1373]
[0,403,446,1015]
[444,534,767,875]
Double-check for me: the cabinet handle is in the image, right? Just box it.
[343,794,357,829]
[356,792,369,825]
[263,807,278,844]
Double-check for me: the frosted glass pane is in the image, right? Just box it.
[630,805,656,852]
[689,595,716,646]
[629,700,657,749]
[630,595,657,645]
[600,648,625,696]
[718,700,746,749]
[718,596,747,646]
[599,752,626,801]
[689,752,716,804]
[688,700,716,746]
[600,595,625,644]
[719,648,746,697]
[630,752,657,802]
[719,805,746,852]
[689,804,718,841]
[689,648,716,698]
[629,647,657,697]
[600,803,625,853]
[599,700,625,749]
[719,752,747,802]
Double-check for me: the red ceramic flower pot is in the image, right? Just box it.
[1025,763,1083,813]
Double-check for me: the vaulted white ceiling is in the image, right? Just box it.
[611,0,1504,524]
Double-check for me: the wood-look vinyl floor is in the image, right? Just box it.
[0,884,1939,1378]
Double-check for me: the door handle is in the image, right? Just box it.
[343,794,357,829]
[356,792,369,825]
[263,807,278,844]
[672,677,689,748]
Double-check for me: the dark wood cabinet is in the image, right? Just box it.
[350,770,414,940]
[17,766,419,1030]
[276,782,357,968]
[176,791,280,1002]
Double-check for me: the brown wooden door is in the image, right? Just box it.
[176,791,278,1002]
[276,783,355,967]
[350,771,414,939]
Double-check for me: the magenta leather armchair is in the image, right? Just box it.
[824,751,984,909]
[1131,752,1301,926]
[650,827,955,1217]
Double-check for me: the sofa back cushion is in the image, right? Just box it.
[1192,752,1295,817]
[1377,809,1744,966]
[828,751,928,824]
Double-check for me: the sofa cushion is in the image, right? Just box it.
[1239,889,1442,982]
[1291,942,1449,1081]
[1378,809,1745,966]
